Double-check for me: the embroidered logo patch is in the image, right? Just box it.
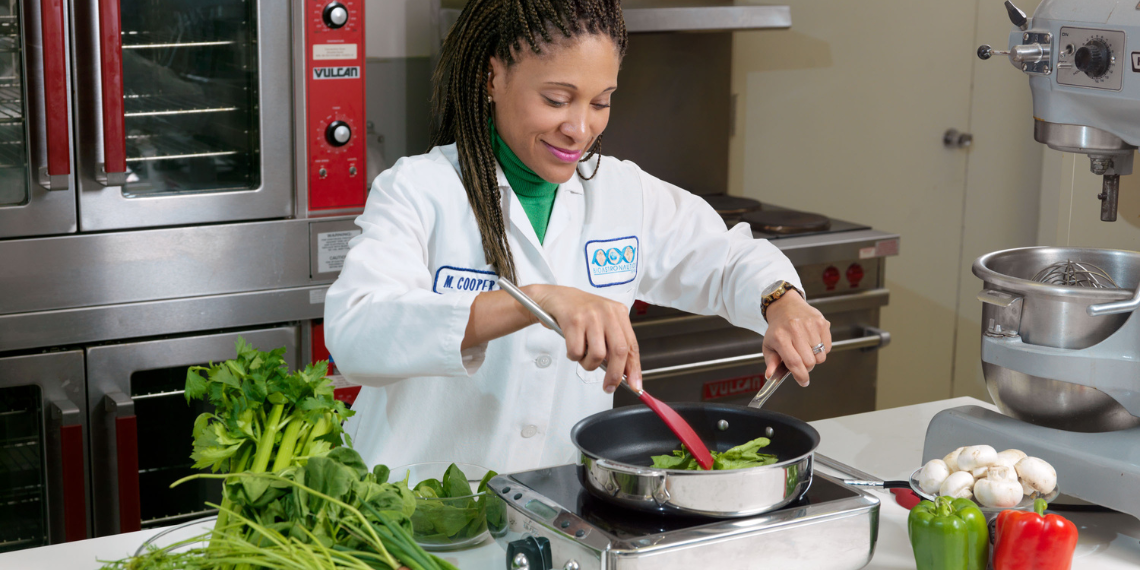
[433,266,499,294]
[585,236,638,288]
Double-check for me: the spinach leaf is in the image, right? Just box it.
[442,463,473,498]
[650,436,779,471]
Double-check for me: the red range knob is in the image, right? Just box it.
[846,264,865,288]
[632,300,650,316]
[822,266,840,291]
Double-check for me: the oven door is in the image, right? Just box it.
[624,290,891,422]
[0,351,89,551]
[85,326,298,536]
[0,0,76,238]
[71,0,292,231]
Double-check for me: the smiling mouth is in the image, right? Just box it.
[542,141,583,163]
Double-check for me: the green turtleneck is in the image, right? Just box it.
[490,122,559,244]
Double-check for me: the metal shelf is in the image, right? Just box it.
[623,6,791,33]
[126,132,239,163]
[0,86,22,124]
[0,140,22,169]
[121,26,247,51]
[0,435,40,473]
[124,40,235,50]
[0,35,18,53]
[439,6,791,34]
[124,93,238,118]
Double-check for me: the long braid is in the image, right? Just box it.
[431,0,627,282]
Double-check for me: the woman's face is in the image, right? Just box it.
[488,34,620,184]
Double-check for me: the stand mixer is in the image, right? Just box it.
[924,0,1140,519]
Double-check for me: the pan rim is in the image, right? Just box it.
[570,402,821,474]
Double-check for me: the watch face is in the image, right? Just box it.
[761,281,788,298]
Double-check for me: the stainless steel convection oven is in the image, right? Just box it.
[0,0,366,551]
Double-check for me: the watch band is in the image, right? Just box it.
[761,281,802,321]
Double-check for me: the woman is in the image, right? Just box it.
[325,0,831,473]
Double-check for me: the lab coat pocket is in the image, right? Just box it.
[576,363,605,384]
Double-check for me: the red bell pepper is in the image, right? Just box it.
[994,498,1079,570]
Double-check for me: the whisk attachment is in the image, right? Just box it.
[1031,260,1120,289]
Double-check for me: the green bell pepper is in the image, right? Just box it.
[908,496,989,570]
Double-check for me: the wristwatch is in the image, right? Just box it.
[760,280,803,320]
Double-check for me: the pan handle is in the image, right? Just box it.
[592,458,672,505]
[642,326,890,381]
[816,454,918,492]
[595,458,666,477]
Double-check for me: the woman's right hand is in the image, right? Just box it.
[525,284,642,394]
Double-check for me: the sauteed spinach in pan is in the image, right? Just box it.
[651,436,778,470]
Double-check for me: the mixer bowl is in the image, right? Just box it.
[974,247,1140,432]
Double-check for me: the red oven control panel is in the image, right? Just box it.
[306,0,366,211]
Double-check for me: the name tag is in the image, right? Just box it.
[585,236,639,288]
[434,266,499,294]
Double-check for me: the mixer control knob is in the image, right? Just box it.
[1074,40,1111,78]
[323,2,349,28]
[326,121,352,147]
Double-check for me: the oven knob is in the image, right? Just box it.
[323,2,349,28]
[846,263,865,288]
[822,266,840,291]
[326,121,352,147]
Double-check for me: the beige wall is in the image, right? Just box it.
[729,0,1046,410]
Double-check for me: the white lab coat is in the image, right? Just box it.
[324,143,801,474]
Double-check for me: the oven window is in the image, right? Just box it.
[0,385,47,552]
[131,365,221,528]
[0,0,29,207]
[119,0,261,198]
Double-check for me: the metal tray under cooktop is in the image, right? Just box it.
[489,463,880,570]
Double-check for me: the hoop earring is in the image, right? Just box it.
[577,134,603,180]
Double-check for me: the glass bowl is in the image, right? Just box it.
[391,462,493,551]
[908,467,1060,519]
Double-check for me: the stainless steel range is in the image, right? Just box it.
[621,201,898,423]
[487,462,880,570]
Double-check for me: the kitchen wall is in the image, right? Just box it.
[728,0,1046,410]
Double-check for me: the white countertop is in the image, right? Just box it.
[5,397,1139,570]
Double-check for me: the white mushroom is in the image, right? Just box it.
[994,449,1027,468]
[943,447,967,473]
[987,465,1018,483]
[939,471,975,499]
[1015,457,1057,495]
[974,478,1024,509]
[1021,480,1035,496]
[917,459,951,495]
[970,466,990,479]
[956,445,998,472]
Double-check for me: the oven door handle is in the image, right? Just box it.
[95,0,127,185]
[641,326,891,381]
[104,391,141,533]
[33,0,72,190]
[48,399,87,542]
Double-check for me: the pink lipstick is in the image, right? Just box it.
[543,141,583,163]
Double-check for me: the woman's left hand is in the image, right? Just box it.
[762,292,831,387]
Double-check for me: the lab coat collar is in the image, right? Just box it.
[499,162,583,281]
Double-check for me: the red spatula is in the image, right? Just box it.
[498,278,716,470]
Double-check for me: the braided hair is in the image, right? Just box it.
[430,0,628,283]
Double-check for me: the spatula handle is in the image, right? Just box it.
[499,278,640,394]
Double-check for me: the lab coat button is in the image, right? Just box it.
[535,354,552,368]
[521,425,538,438]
